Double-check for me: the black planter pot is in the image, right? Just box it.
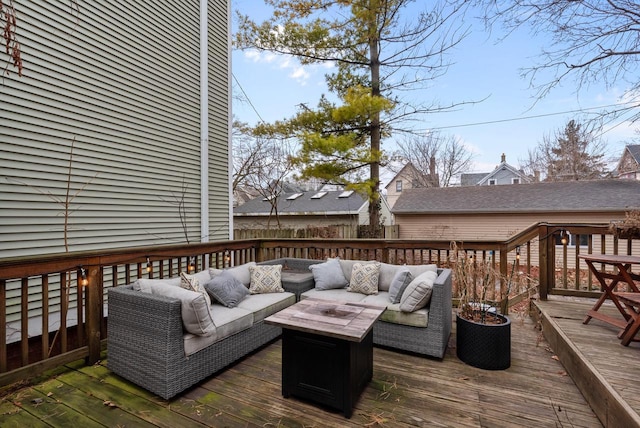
[456,312,511,370]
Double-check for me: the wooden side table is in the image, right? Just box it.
[613,292,640,346]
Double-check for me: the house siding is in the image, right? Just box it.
[396,211,632,268]
[0,0,230,258]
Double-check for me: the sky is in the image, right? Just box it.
[230,1,637,177]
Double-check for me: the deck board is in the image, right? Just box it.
[535,296,640,427]
[0,310,604,427]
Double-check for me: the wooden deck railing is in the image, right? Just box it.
[0,221,638,387]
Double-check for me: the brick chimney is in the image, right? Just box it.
[501,153,506,163]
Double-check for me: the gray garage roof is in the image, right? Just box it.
[392,179,640,214]
[234,190,367,216]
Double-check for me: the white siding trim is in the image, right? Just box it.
[200,0,210,243]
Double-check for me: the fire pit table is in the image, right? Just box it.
[265,298,386,418]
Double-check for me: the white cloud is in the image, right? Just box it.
[290,66,310,84]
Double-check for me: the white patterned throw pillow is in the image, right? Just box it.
[248,265,284,294]
[347,262,380,295]
[181,271,212,307]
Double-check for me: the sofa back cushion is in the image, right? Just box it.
[148,282,217,337]
[209,261,256,286]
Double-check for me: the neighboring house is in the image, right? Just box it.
[460,154,531,186]
[392,179,640,266]
[234,190,393,233]
[393,179,640,240]
[616,144,640,180]
[385,162,438,209]
[0,1,231,258]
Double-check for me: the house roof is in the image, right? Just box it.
[384,162,434,190]
[392,179,640,214]
[624,144,640,165]
[477,162,530,185]
[234,190,367,216]
[459,173,487,186]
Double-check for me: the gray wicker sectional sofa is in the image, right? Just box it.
[107,257,452,400]
[298,258,453,359]
[108,265,297,400]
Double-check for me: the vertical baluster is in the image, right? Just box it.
[41,274,49,360]
[76,269,85,347]
[21,277,28,367]
[0,279,6,373]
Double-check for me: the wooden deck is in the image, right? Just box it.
[535,296,640,427]
[0,308,606,427]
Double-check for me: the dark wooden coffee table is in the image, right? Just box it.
[265,298,385,418]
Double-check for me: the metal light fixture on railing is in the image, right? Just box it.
[188,256,196,273]
[146,256,152,273]
[516,246,521,260]
[79,267,89,286]
[560,230,568,246]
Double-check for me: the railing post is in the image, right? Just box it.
[538,224,552,300]
[85,266,102,365]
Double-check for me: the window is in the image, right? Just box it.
[512,178,520,184]
[338,190,354,198]
[555,232,589,247]
[396,180,403,192]
[310,191,328,199]
[286,193,303,200]
[488,179,497,186]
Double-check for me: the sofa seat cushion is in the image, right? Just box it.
[379,304,429,328]
[237,292,296,322]
[360,292,391,307]
[183,305,253,356]
[300,288,367,303]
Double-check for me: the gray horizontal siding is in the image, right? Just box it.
[0,0,231,258]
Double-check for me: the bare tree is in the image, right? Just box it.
[473,1,640,123]
[392,132,473,187]
[521,119,608,181]
[232,121,297,228]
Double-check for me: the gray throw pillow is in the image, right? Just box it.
[388,267,413,304]
[309,258,348,290]
[204,270,249,308]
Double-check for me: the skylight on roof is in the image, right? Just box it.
[338,190,354,198]
[262,195,276,201]
[286,193,304,200]
[310,191,328,199]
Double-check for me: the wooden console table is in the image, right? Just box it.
[579,254,640,329]
[265,298,385,418]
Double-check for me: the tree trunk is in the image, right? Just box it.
[368,9,381,236]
